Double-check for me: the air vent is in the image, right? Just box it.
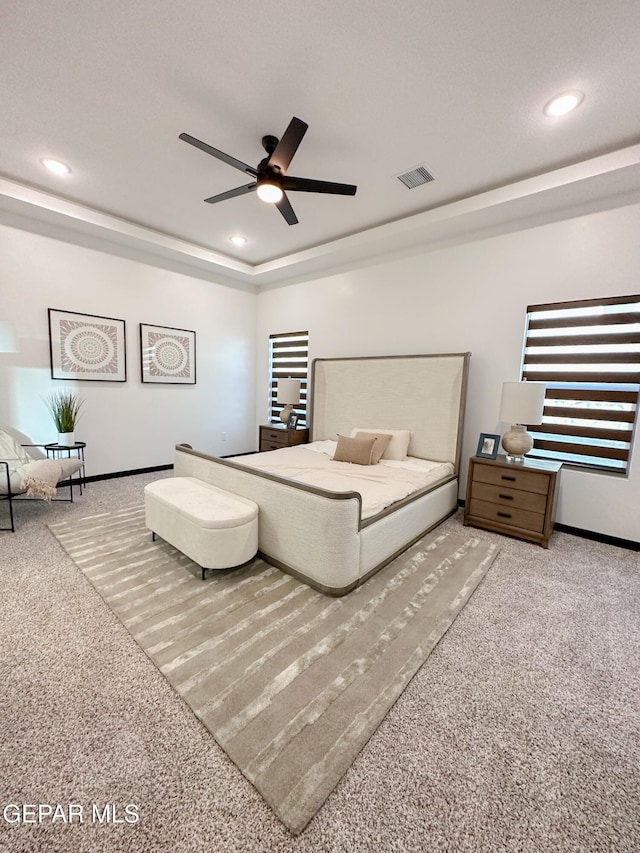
[396,165,435,189]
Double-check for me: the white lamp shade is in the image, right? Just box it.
[276,378,301,405]
[499,381,546,425]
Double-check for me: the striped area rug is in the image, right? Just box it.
[49,505,498,834]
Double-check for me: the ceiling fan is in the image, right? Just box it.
[179,116,357,225]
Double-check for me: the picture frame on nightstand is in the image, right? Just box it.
[476,432,500,459]
[286,412,299,429]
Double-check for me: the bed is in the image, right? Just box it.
[174,352,470,595]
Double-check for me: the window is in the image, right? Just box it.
[268,331,309,425]
[521,295,640,474]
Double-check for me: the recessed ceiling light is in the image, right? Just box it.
[229,234,247,247]
[543,91,584,117]
[41,158,71,176]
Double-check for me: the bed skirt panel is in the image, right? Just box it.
[358,478,458,577]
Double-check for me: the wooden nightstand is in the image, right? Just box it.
[259,423,310,452]
[464,455,562,548]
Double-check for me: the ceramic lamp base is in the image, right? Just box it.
[279,404,294,424]
[501,424,533,462]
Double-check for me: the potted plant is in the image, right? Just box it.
[45,390,84,446]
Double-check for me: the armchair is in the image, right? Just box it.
[0,426,84,532]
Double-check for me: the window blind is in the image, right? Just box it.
[521,295,640,473]
[269,331,309,425]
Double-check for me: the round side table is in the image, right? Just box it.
[45,441,87,500]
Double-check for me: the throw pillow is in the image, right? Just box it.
[353,431,392,464]
[332,435,377,465]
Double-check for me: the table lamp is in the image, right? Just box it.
[277,378,301,424]
[499,381,546,462]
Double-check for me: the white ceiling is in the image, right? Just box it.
[2,0,640,289]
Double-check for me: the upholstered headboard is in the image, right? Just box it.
[309,353,470,471]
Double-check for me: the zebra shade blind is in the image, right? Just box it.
[521,295,640,473]
[269,331,309,424]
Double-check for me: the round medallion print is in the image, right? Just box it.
[149,334,190,376]
[62,323,116,371]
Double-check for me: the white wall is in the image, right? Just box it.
[0,225,257,476]
[2,202,638,542]
[256,201,640,543]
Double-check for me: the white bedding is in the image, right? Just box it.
[233,440,454,519]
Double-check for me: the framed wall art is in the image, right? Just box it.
[140,323,196,384]
[48,309,127,381]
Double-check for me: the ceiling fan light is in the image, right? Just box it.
[257,182,283,203]
[543,90,584,117]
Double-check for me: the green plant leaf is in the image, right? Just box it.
[45,391,84,432]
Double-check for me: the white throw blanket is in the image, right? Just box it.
[0,430,63,499]
[21,458,63,500]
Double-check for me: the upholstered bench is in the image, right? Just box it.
[144,477,259,580]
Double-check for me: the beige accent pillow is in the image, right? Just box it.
[350,427,412,461]
[353,431,392,464]
[332,435,377,465]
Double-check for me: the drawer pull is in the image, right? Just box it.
[497,511,512,519]
[501,475,516,482]
[498,493,514,500]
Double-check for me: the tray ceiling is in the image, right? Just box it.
[2,0,640,288]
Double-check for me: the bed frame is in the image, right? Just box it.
[174,352,470,595]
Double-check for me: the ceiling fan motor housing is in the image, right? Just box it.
[257,159,283,190]
[259,135,284,190]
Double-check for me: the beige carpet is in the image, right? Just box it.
[49,505,498,834]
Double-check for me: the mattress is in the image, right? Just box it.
[233,440,455,519]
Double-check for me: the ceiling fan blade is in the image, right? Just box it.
[275,192,299,225]
[283,175,357,195]
[179,132,258,176]
[268,117,308,173]
[204,183,256,204]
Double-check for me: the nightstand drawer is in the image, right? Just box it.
[469,498,545,534]
[471,481,547,514]
[260,441,285,452]
[262,428,288,445]
[473,464,549,495]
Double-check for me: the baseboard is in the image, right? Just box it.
[83,453,253,484]
[553,523,639,552]
[84,464,173,483]
[457,498,639,552]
